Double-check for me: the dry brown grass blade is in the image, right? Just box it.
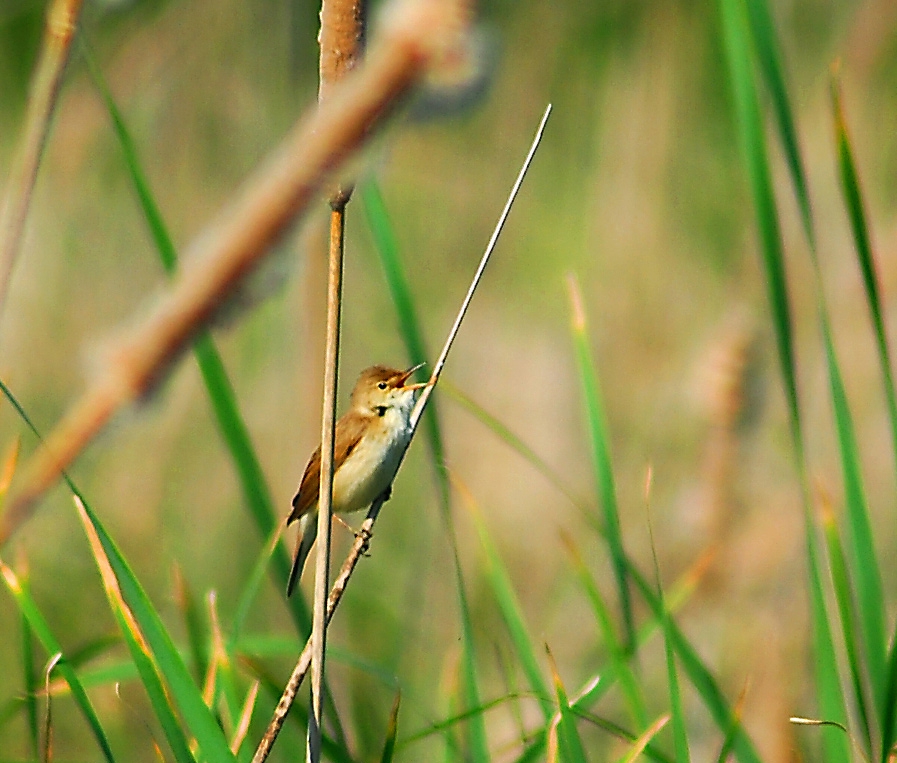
[618,714,670,763]
[0,0,472,546]
[0,0,85,319]
[231,680,260,755]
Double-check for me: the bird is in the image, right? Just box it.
[286,364,430,596]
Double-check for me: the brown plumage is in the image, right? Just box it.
[286,364,428,596]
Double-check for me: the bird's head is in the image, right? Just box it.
[351,364,430,417]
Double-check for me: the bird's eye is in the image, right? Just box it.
[377,382,387,390]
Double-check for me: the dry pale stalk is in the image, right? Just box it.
[309,204,346,763]
[1,0,472,544]
[309,2,365,759]
[0,0,86,320]
[252,496,383,763]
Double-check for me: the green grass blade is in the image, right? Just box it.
[830,74,897,451]
[0,561,118,763]
[400,694,525,748]
[75,497,236,763]
[822,320,886,703]
[830,93,897,755]
[20,579,47,761]
[379,692,401,763]
[829,90,897,749]
[460,483,553,721]
[805,521,855,761]
[360,179,450,511]
[820,499,873,757]
[564,537,647,729]
[442,381,586,513]
[20,604,39,759]
[229,524,283,648]
[718,3,850,758]
[648,524,689,763]
[616,715,670,763]
[566,706,674,763]
[719,0,801,453]
[208,592,244,739]
[661,618,688,763]
[172,567,210,686]
[190,335,305,624]
[744,0,814,246]
[884,648,897,763]
[457,572,490,762]
[546,648,588,763]
[517,552,712,761]
[628,565,763,763]
[503,699,677,763]
[567,276,635,653]
[83,511,197,763]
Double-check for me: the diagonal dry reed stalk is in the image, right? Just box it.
[0,0,472,546]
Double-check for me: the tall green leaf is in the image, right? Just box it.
[820,500,873,757]
[546,648,588,763]
[20,605,39,759]
[718,1,849,758]
[82,507,197,763]
[830,88,897,760]
[822,321,886,707]
[0,561,117,763]
[564,537,647,730]
[461,484,553,721]
[75,497,236,763]
[743,0,814,246]
[379,693,401,763]
[830,76,897,469]
[457,569,490,762]
[628,565,764,763]
[718,0,799,449]
[567,276,635,653]
[648,521,689,763]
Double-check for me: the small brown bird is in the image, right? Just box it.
[286,364,429,596]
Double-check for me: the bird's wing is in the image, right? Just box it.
[289,445,321,522]
[288,412,366,522]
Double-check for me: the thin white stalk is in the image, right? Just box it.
[410,103,552,430]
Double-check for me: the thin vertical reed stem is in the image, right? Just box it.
[309,0,364,757]
[309,203,345,762]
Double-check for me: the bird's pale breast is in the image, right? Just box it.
[331,410,411,513]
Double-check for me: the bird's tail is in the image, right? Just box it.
[286,512,318,597]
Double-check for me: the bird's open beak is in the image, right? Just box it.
[396,362,433,391]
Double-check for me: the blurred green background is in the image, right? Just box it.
[1,0,897,760]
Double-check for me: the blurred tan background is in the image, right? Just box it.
[2,0,897,760]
